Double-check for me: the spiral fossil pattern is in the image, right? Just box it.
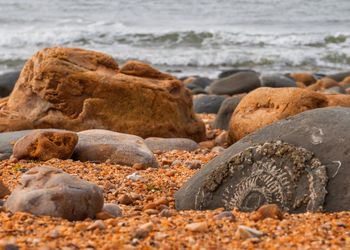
[195,141,328,212]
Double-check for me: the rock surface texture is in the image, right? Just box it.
[176,107,350,213]
[0,48,205,142]
[145,137,199,153]
[5,166,104,220]
[12,131,78,161]
[73,129,159,168]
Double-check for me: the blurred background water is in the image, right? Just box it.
[0,0,349,77]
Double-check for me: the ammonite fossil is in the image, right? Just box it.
[194,141,328,212]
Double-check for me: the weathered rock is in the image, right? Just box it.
[73,129,158,168]
[307,77,338,91]
[175,107,350,212]
[0,71,20,97]
[288,72,316,86]
[193,94,226,114]
[0,181,10,199]
[145,137,199,153]
[12,131,78,161]
[0,129,67,160]
[229,87,328,142]
[5,166,103,220]
[326,94,350,107]
[207,72,261,95]
[218,69,256,79]
[213,95,244,130]
[0,48,205,142]
[259,73,297,88]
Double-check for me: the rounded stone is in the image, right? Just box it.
[193,94,226,114]
[175,107,350,212]
[145,137,199,153]
[259,73,297,88]
[213,95,244,130]
[207,72,261,95]
[218,69,256,79]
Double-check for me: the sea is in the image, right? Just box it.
[0,0,349,78]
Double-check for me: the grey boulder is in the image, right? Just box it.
[193,94,226,114]
[5,166,104,220]
[175,107,350,213]
[0,71,20,97]
[207,72,261,95]
[145,137,199,153]
[213,95,244,130]
[259,73,297,88]
[73,129,159,168]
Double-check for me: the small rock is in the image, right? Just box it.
[154,232,168,240]
[145,137,199,153]
[49,229,60,239]
[199,140,215,149]
[213,95,244,130]
[127,172,142,181]
[171,160,182,166]
[4,166,104,221]
[185,222,208,232]
[214,131,228,146]
[214,211,235,221]
[118,194,134,205]
[236,225,265,240]
[184,160,202,170]
[0,181,10,199]
[259,73,296,88]
[251,204,283,221]
[12,131,78,161]
[144,209,159,215]
[96,203,123,219]
[193,94,226,114]
[159,209,173,218]
[133,222,153,239]
[211,146,225,154]
[87,220,106,231]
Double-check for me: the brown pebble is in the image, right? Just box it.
[118,194,134,205]
[236,225,265,240]
[87,220,106,231]
[132,222,153,239]
[185,222,208,232]
[199,140,215,149]
[251,204,283,221]
[133,163,147,170]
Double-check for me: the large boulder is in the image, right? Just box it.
[0,129,67,160]
[207,72,261,95]
[73,129,158,168]
[5,166,104,220]
[12,130,78,161]
[193,94,226,114]
[175,107,350,212]
[229,87,328,142]
[0,71,20,97]
[0,48,205,142]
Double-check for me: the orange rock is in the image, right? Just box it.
[307,77,338,91]
[199,140,215,149]
[326,94,350,107]
[229,87,328,142]
[251,204,283,221]
[289,73,316,86]
[0,47,205,142]
[12,131,78,161]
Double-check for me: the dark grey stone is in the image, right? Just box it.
[0,71,20,97]
[0,129,65,160]
[259,73,297,88]
[175,107,350,213]
[193,94,226,114]
[207,72,261,95]
[191,77,212,89]
[213,95,243,130]
[218,69,256,79]
[326,71,350,82]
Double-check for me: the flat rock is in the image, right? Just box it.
[5,166,103,220]
[175,107,350,212]
[213,95,244,130]
[0,129,67,160]
[12,131,78,161]
[145,137,199,153]
[193,94,226,114]
[0,48,205,142]
[73,129,159,168]
[0,71,20,97]
[259,73,297,88]
[207,72,261,95]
